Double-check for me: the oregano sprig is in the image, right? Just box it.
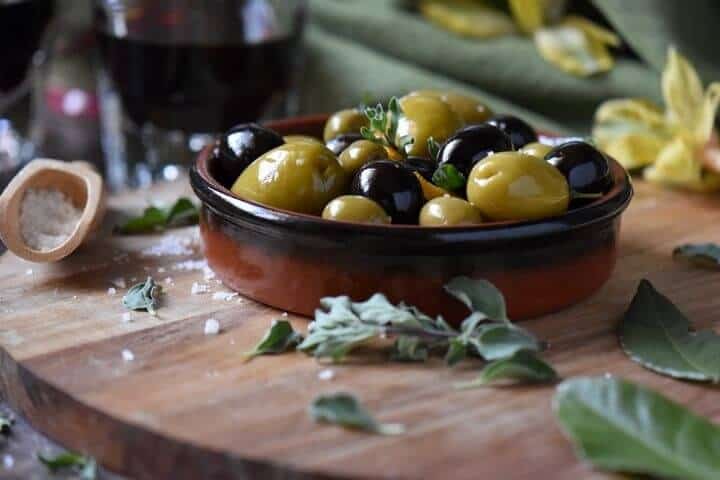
[360,96,413,154]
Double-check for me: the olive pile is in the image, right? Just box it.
[214,90,614,226]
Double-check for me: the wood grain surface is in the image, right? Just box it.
[1,178,719,480]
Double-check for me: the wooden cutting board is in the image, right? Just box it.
[1,177,719,480]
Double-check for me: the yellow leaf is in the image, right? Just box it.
[694,83,720,142]
[420,0,517,38]
[644,136,720,192]
[593,98,672,144]
[508,0,545,33]
[533,19,615,76]
[562,15,620,47]
[662,47,705,134]
[603,134,667,171]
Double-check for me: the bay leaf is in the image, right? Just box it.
[310,392,404,435]
[554,376,720,480]
[619,279,720,382]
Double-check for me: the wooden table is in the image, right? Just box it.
[1,179,719,479]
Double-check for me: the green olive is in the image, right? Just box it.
[284,135,324,145]
[338,140,388,173]
[520,142,553,158]
[322,195,391,224]
[231,142,348,215]
[409,90,493,125]
[396,95,464,157]
[419,196,483,226]
[323,109,369,142]
[466,152,569,221]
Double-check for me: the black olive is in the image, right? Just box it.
[545,141,613,207]
[402,156,436,181]
[437,124,513,176]
[214,123,284,187]
[351,160,423,224]
[326,133,364,156]
[487,114,537,149]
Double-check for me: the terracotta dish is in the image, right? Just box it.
[190,115,633,321]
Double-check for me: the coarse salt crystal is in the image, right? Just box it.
[111,277,126,289]
[191,282,210,295]
[107,287,117,296]
[122,349,134,362]
[25,268,33,275]
[203,266,216,280]
[157,267,166,273]
[163,277,174,284]
[3,454,14,469]
[172,259,207,271]
[141,235,193,257]
[204,318,220,335]
[19,188,82,251]
[212,291,238,302]
[281,312,288,317]
[121,312,133,323]
[317,369,335,381]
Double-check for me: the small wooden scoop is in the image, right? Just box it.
[0,159,105,262]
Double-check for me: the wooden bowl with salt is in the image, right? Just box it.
[0,159,105,262]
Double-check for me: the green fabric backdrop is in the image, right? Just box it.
[299,0,719,135]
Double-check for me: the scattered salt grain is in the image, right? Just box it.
[25,269,33,275]
[121,312,133,323]
[212,291,238,302]
[163,277,174,284]
[281,312,288,317]
[141,235,193,257]
[122,349,134,362]
[157,267,166,273]
[317,369,335,381]
[19,188,82,251]
[172,259,207,271]
[111,277,126,289]
[203,266,216,280]
[107,287,117,296]
[191,282,210,295]
[72,295,78,300]
[3,454,14,469]
[204,318,220,335]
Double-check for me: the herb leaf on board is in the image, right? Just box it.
[310,392,405,435]
[554,376,720,480]
[468,323,540,360]
[116,197,199,234]
[390,336,429,362]
[456,350,557,389]
[444,276,509,322]
[673,243,720,269]
[619,279,720,382]
[122,277,162,315]
[244,320,303,361]
[38,452,98,480]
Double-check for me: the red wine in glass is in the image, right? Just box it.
[0,0,55,98]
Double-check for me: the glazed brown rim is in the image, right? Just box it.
[191,115,633,240]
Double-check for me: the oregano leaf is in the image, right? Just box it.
[310,392,405,435]
[673,243,720,269]
[244,320,303,361]
[456,350,557,389]
[444,276,509,322]
[122,277,162,315]
[431,164,466,191]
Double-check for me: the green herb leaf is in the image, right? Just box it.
[554,376,720,480]
[122,277,162,315]
[165,197,200,227]
[244,320,303,361]
[619,279,720,382]
[426,137,441,161]
[444,337,467,366]
[387,96,400,141]
[431,164,466,191]
[116,197,199,234]
[444,276,508,322]
[0,413,13,434]
[673,243,720,269]
[457,350,557,389]
[390,336,429,362]
[468,323,540,360]
[38,452,97,479]
[310,392,405,435]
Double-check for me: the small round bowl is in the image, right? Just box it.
[190,115,633,321]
